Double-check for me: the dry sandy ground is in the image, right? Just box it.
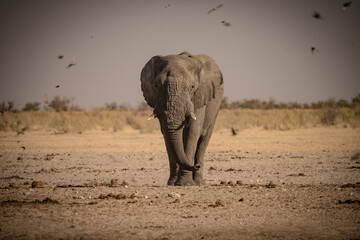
[0,127,359,239]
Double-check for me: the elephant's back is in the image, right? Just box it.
[193,54,221,70]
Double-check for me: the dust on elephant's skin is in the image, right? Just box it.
[141,52,224,186]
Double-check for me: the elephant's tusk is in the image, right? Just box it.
[147,113,156,120]
[190,112,196,121]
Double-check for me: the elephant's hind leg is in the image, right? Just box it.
[193,120,216,185]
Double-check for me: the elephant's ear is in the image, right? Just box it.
[192,57,223,109]
[140,56,162,108]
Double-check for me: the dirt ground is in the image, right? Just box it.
[0,127,359,239]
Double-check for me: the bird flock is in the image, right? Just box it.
[311,1,353,54]
[51,2,353,105]
[207,4,232,27]
[54,56,76,89]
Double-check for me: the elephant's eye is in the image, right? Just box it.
[191,85,195,89]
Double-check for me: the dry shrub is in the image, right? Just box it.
[0,112,30,132]
[320,108,338,125]
[49,112,91,134]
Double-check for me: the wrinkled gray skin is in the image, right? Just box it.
[141,52,224,186]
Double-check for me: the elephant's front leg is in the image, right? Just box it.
[167,155,179,186]
[174,125,197,186]
[176,107,206,186]
[162,128,179,185]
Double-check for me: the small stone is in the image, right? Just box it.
[168,193,181,199]
[228,181,236,187]
[42,197,59,204]
[120,181,129,187]
[130,193,142,199]
[99,194,107,199]
[110,179,119,187]
[114,194,126,199]
[215,199,224,206]
[208,199,225,207]
[31,181,44,188]
[45,154,54,160]
[266,181,277,188]
[220,180,227,185]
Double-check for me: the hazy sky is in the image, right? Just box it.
[1,0,359,109]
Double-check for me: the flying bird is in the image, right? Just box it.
[311,46,319,54]
[58,55,63,59]
[164,4,171,8]
[67,57,76,68]
[312,11,322,19]
[221,20,231,26]
[208,4,223,14]
[342,2,352,12]
[55,85,60,88]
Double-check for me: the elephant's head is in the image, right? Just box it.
[140,52,223,169]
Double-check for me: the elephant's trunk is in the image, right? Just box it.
[164,128,200,170]
[155,79,199,169]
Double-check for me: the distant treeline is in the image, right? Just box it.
[1,94,360,113]
[220,94,360,110]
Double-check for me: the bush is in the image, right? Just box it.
[105,102,118,111]
[49,96,70,112]
[0,101,16,113]
[352,93,360,107]
[320,108,338,125]
[104,101,132,111]
[336,99,350,108]
[23,102,41,111]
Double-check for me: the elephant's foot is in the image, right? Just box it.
[167,175,178,186]
[167,166,179,186]
[175,169,196,186]
[194,176,206,185]
[193,171,206,185]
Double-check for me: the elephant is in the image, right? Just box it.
[140,51,224,186]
